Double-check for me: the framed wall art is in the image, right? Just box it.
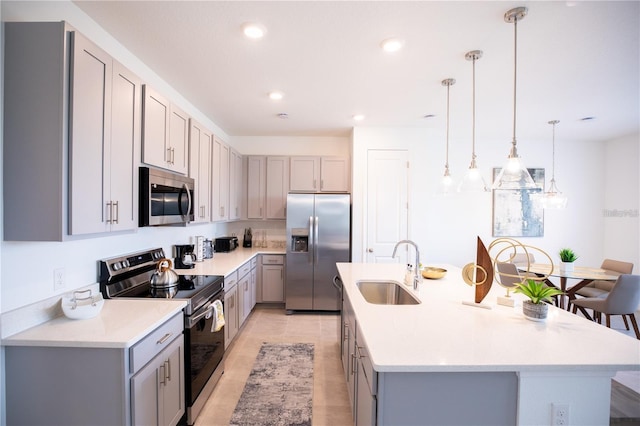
[492,168,544,237]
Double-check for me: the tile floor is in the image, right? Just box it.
[195,304,639,426]
[195,305,353,426]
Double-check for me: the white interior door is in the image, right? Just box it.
[365,150,409,263]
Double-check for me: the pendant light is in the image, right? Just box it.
[541,120,568,209]
[458,50,488,193]
[492,7,538,190]
[440,78,456,194]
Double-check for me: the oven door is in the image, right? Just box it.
[184,293,225,408]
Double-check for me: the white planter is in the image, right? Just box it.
[559,261,574,273]
[522,300,548,321]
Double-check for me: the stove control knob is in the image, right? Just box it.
[112,262,121,271]
[122,260,129,268]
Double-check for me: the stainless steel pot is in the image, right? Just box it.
[150,258,179,298]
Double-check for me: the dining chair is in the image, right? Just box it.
[571,274,640,339]
[574,259,634,299]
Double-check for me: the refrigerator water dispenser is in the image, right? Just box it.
[290,228,308,252]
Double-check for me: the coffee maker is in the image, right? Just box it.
[174,244,196,269]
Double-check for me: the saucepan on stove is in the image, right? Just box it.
[150,258,180,298]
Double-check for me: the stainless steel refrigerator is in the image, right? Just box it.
[286,193,351,311]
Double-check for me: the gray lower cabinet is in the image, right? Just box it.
[260,255,285,302]
[131,335,185,426]
[340,292,518,426]
[5,312,185,426]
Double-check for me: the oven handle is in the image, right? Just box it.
[187,295,224,328]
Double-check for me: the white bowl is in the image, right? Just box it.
[61,290,104,320]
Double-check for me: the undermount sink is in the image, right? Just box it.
[356,280,421,305]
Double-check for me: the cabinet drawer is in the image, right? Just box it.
[130,312,183,373]
[250,256,258,269]
[261,254,284,265]
[225,270,238,291]
[238,260,251,279]
[356,323,377,395]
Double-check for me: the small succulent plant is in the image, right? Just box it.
[514,279,564,305]
[558,248,578,263]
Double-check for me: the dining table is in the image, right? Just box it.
[518,263,621,310]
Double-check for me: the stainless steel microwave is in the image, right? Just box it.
[139,167,195,226]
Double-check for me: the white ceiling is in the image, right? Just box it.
[73,1,639,143]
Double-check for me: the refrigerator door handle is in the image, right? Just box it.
[309,216,314,264]
[314,216,319,265]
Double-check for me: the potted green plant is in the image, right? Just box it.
[514,279,564,321]
[558,248,578,273]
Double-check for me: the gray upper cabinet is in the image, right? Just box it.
[3,22,140,241]
[289,156,350,193]
[142,85,189,175]
[189,119,213,223]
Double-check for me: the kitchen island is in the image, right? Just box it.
[337,262,640,425]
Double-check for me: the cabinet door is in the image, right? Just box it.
[262,265,284,302]
[212,137,230,221]
[247,156,266,219]
[266,156,290,219]
[355,356,376,426]
[290,156,320,192]
[160,338,185,426]
[69,31,112,235]
[189,120,212,222]
[169,105,189,174]
[250,266,257,310]
[131,353,161,426]
[142,85,171,170]
[223,284,238,347]
[321,157,350,192]
[110,61,141,232]
[229,149,243,220]
[238,273,251,326]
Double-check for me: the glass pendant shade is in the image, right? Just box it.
[458,158,489,192]
[492,144,538,189]
[440,167,454,194]
[541,120,567,209]
[541,179,568,209]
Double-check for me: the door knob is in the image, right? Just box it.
[367,248,374,253]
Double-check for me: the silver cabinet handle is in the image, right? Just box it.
[106,201,113,224]
[113,201,119,224]
[165,359,171,381]
[159,363,166,385]
[166,147,172,163]
[313,179,317,189]
[157,333,172,345]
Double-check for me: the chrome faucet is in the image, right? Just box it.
[392,240,421,290]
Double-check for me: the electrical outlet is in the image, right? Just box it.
[552,403,570,425]
[53,267,65,290]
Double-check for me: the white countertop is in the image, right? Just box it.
[2,299,186,349]
[180,247,285,276]
[337,262,640,373]
[2,248,283,349]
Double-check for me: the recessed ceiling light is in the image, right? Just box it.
[277,113,289,119]
[352,114,365,121]
[423,114,436,119]
[269,91,284,101]
[580,116,596,121]
[380,38,404,53]
[242,22,266,39]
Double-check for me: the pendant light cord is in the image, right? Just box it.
[472,56,477,160]
[551,121,557,180]
[446,82,452,169]
[512,17,518,148]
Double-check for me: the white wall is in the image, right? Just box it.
[231,136,350,157]
[603,133,640,269]
[352,126,618,269]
